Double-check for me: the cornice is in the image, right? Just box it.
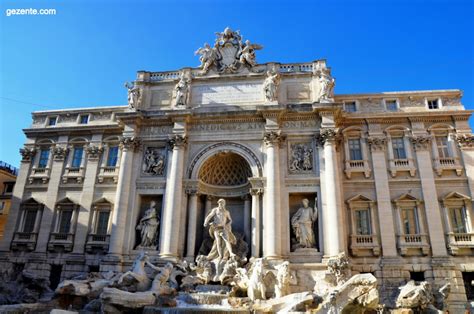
[23,124,122,136]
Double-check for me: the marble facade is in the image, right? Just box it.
[1,28,474,311]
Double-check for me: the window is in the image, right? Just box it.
[410,271,425,282]
[23,209,38,233]
[348,139,363,160]
[79,115,89,124]
[451,207,468,233]
[4,182,14,194]
[355,209,371,235]
[427,99,439,109]
[436,136,451,158]
[48,117,57,126]
[386,100,398,111]
[38,149,50,169]
[95,211,110,235]
[392,137,407,159]
[106,146,119,167]
[345,101,357,113]
[58,209,73,234]
[71,147,83,168]
[401,207,420,234]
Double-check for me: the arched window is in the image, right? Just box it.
[384,126,416,177]
[342,127,371,179]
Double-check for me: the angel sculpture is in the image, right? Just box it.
[195,43,218,74]
[239,40,263,67]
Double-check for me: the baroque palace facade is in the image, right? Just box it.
[1,28,474,308]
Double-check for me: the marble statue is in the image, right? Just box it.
[143,148,165,175]
[203,198,237,261]
[263,69,280,102]
[146,262,174,292]
[247,258,267,300]
[317,68,335,101]
[275,261,291,298]
[291,198,317,249]
[136,201,159,248]
[174,72,191,108]
[289,143,313,172]
[396,280,440,312]
[239,40,263,67]
[215,27,242,45]
[195,43,218,74]
[124,81,141,109]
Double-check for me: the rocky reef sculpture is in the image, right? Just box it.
[395,280,447,313]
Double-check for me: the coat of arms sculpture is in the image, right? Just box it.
[195,27,263,74]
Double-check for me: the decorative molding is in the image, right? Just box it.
[168,134,187,149]
[52,146,69,161]
[315,128,338,146]
[456,134,474,150]
[263,130,283,146]
[120,136,141,152]
[86,145,103,160]
[19,147,36,162]
[367,137,387,152]
[410,135,431,151]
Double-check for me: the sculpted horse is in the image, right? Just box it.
[117,251,151,292]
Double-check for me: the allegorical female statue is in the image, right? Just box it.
[174,72,191,108]
[291,198,318,249]
[136,201,159,248]
[263,69,280,102]
[203,198,236,261]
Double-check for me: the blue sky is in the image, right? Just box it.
[1,0,473,167]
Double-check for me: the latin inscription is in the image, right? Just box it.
[191,83,262,105]
[190,122,264,132]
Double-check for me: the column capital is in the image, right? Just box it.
[315,128,339,146]
[455,134,474,150]
[52,146,69,161]
[410,135,431,151]
[86,145,104,160]
[367,136,387,152]
[185,187,199,195]
[19,147,36,163]
[263,130,283,147]
[250,188,263,196]
[168,134,187,149]
[120,136,141,152]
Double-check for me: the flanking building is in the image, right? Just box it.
[1,29,473,309]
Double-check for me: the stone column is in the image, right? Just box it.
[318,128,344,257]
[159,135,187,259]
[250,189,262,257]
[263,131,282,259]
[205,196,213,217]
[411,135,447,256]
[243,195,251,245]
[456,135,474,197]
[0,145,35,251]
[185,190,199,259]
[367,135,398,257]
[36,136,69,252]
[73,137,103,253]
[108,136,140,255]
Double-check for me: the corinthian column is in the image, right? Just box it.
[159,135,187,260]
[263,131,282,259]
[108,136,140,255]
[318,128,343,257]
[185,188,199,260]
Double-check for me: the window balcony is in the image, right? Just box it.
[344,159,371,179]
[11,232,38,251]
[47,232,74,252]
[28,167,51,184]
[433,157,463,176]
[446,232,474,255]
[62,166,85,184]
[349,234,380,256]
[397,233,430,256]
[85,234,110,253]
[389,158,416,177]
[97,166,119,184]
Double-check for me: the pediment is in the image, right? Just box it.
[346,194,373,204]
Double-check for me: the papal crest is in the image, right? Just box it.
[195,27,263,75]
